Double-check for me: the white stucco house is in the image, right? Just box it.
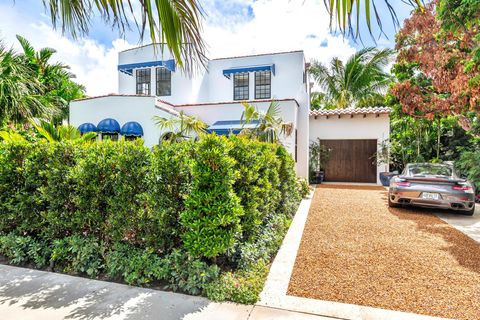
[70,44,390,183]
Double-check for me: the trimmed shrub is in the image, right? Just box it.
[144,142,194,250]
[39,142,81,238]
[0,134,306,304]
[0,143,43,235]
[276,146,303,217]
[181,135,243,258]
[228,136,281,241]
[0,143,25,234]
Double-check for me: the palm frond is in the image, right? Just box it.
[311,47,394,108]
[0,130,28,143]
[153,111,206,142]
[43,0,207,73]
[240,101,291,143]
[323,0,423,41]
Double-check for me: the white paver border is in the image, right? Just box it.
[258,185,451,320]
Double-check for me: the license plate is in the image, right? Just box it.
[421,192,440,200]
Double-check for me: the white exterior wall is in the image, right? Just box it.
[205,52,307,102]
[70,96,174,147]
[118,45,208,104]
[71,46,310,178]
[118,46,308,104]
[309,114,390,184]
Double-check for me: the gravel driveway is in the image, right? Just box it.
[287,185,480,320]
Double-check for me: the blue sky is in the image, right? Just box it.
[0,0,415,95]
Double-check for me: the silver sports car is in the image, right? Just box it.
[388,163,476,215]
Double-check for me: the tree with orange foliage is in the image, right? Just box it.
[391,1,479,134]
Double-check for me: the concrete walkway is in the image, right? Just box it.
[0,264,335,320]
[434,204,479,242]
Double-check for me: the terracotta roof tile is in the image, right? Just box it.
[72,94,154,102]
[310,107,391,117]
[211,50,304,61]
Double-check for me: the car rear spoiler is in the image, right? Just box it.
[398,176,467,184]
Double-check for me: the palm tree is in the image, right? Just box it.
[153,111,206,142]
[16,35,85,124]
[0,120,95,143]
[0,43,56,123]
[240,101,293,144]
[30,119,96,142]
[324,0,424,40]
[309,47,393,109]
[310,92,336,110]
[40,0,206,73]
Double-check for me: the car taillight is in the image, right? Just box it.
[452,185,473,193]
[395,181,411,187]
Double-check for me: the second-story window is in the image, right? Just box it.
[156,67,171,96]
[255,71,271,99]
[136,68,151,95]
[233,73,249,100]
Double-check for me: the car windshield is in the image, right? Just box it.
[407,164,453,177]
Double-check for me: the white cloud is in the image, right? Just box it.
[0,0,356,96]
[0,4,134,96]
[202,0,356,64]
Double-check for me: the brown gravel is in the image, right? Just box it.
[287,185,480,320]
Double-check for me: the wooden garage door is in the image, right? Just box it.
[321,139,377,183]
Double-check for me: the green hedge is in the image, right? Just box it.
[0,135,307,303]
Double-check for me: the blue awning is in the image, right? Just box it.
[78,123,97,134]
[206,120,260,136]
[121,121,144,137]
[97,118,121,134]
[118,59,176,76]
[223,64,275,79]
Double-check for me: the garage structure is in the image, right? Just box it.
[309,107,391,185]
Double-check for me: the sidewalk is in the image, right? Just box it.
[0,264,335,320]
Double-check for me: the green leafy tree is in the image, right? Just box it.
[310,47,393,109]
[16,35,85,123]
[310,92,336,110]
[0,36,85,124]
[0,43,55,122]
